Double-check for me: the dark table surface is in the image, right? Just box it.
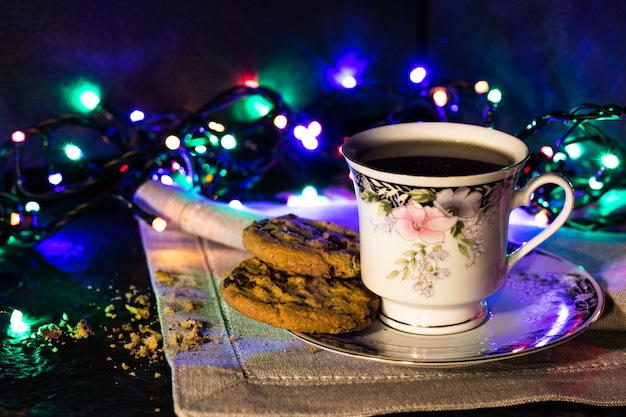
[1,199,625,417]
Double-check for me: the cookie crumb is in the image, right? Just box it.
[155,270,174,285]
[184,302,200,312]
[125,304,150,320]
[105,304,117,319]
[70,319,94,339]
[171,319,207,350]
[37,323,62,341]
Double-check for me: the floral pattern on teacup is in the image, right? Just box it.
[352,170,508,298]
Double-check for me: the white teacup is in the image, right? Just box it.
[342,122,575,335]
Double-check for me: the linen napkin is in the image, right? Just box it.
[135,180,626,416]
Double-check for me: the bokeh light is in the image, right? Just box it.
[409,66,427,84]
[64,144,83,161]
[431,87,449,107]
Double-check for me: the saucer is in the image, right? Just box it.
[291,248,604,366]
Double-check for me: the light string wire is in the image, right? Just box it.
[173,85,298,198]
[0,84,309,245]
[516,103,626,230]
[0,82,622,245]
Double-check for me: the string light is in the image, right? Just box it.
[129,109,145,123]
[11,130,26,143]
[327,52,366,90]
[79,90,101,111]
[5,63,621,245]
[602,154,619,169]
[24,201,40,212]
[0,74,513,245]
[243,78,259,89]
[340,75,358,89]
[9,212,21,226]
[588,176,604,190]
[273,114,288,129]
[473,80,489,94]
[164,135,181,150]
[227,199,245,210]
[220,134,237,150]
[431,87,449,107]
[486,88,502,104]
[539,145,555,159]
[293,121,322,151]
[48,172,63,186]
[1,306,32,340]
[68,81,102,112]
[286,185,329,206]
[207,121,225,132]
[9,309,29,334]
[64,144,83,161]
[151,216,167,232]
[409,66,428,84]
[553,152,568,163]
[517,103,626,230]
[564,143,582,159]
[534,209,551,227]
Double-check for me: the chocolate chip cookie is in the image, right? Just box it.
[219,257,379,334]
[242,214,360,279]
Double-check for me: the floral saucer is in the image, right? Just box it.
[291,248,604,366]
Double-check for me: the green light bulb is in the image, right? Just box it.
[601,154,619,169]
[67,81,101,112]
[253,101,271,117]
[25,201,40,212]
[10,309,29,334]
[487,88,502,104]
[564,143,582,159]
[220,134,237,150]
[247,96,273,118]
[79,90,101,111]
[553,152,568,163]
[589,177,604,190]
[64,144,83,161]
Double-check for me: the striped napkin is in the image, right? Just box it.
[135,180,626,416]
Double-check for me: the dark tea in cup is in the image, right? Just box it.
[360,141,514,177]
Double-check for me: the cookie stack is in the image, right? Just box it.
[219,214,380,334]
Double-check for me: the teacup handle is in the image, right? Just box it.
[506,173,575,272]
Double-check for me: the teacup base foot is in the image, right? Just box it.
[379,300,489,336]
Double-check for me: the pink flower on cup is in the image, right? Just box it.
[391,200,458,244]
[434,187,482,219]
[354,169,493,297]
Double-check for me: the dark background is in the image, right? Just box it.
[1,0,624,145]
[1,1,626,416]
